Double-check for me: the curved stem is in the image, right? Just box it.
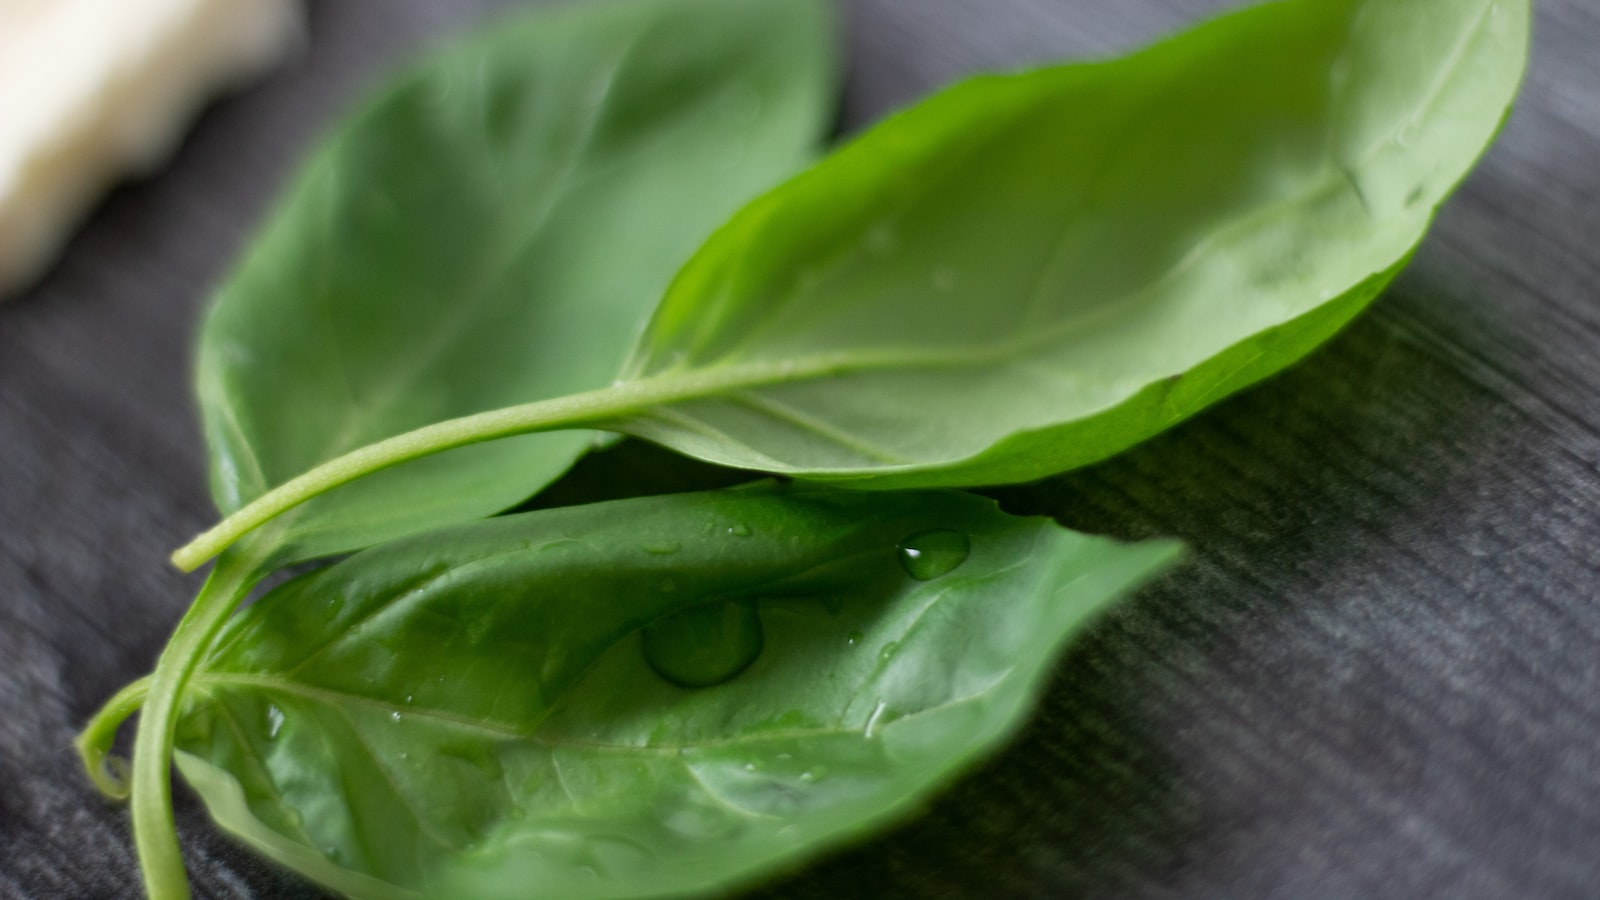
[75,675,154,800]
[131,549,264,900]
[169,382,639,573]
[168,353,892,573]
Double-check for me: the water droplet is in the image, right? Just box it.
[846,630,864,646]
[744,762,758,772]
[320,595,344,622]
[265,704,285,739]
[404,694,414,705]
[897,530,970,580]
[641,541,682,555]
[390,710,402,723]
[727,522,752,537]
[398,751,409,761]
[800,764,829,783]
[931,267,958,293]
[878,642,900,663]
[642,600,764,689]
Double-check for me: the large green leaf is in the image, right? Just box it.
[197,0,836,566]
[596,0,1528,486]
[171,486,1178,898]
[167,0,1531,575]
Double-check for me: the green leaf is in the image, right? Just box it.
[171,486,1178,898]
[197,0,837,567]
[602,0,1529,486]
[171,0,1531,572]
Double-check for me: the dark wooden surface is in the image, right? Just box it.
[3,1,1598,897]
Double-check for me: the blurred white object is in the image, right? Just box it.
[0,0,302,298]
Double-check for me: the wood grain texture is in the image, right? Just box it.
[3,1,1597,897]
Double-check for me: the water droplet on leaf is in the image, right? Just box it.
[897,530,970,580]
[846,630,863,646]
[643,600,764,689]
[727,522,752,537]
[800,764,829,783]
[265,704,285,739]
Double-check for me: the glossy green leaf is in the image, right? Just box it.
[598,0,1529,486]
[197,0,836,567]
[168,0,1530,575]
[171,486,1178,898]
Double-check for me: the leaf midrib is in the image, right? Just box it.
[188,670,1012,755]
[638,0,1499,407]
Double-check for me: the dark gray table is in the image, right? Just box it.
[4,1,1598,897]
